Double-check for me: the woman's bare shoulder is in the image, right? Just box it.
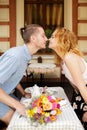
[64,52,78,61]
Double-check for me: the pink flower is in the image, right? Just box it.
[37,107,42,113]
[57,104,60,109]
[47,95,53,101]
[52,102,57,109]
[32,99,37,107]
[44,117,50,123]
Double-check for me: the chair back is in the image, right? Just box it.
[37,56,42,63]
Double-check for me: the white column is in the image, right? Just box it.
[64,0,72,30]
[16,0,24,46]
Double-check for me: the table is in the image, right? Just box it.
[7,87,84,130]
[27,63,56,86]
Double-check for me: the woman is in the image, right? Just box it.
[49,27,87,128]
[0,24,47,129]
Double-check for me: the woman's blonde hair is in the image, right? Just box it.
[54,27,83,65]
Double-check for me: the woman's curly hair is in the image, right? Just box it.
[54,27,83,65]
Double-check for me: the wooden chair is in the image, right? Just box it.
[26,63,34,83]
[37,56,45,86]
[37,56,42,63]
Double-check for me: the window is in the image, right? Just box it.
[24,0,64,53]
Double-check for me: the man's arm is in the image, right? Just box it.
[16,84,31,98]
[0,87,26,116]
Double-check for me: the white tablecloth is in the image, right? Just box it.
[7,87,84,130]
[27,63,56,74]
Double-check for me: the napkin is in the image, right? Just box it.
[32,84,41,98]
[59,99,67,107]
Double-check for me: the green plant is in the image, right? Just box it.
[45,29,53,39]
[45,29,53,52]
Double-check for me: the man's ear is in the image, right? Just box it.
[30,35,36,42]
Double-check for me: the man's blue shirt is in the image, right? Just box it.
[0,44,32,94]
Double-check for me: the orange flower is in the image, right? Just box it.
[56,98,62,102]
[37,98,42,107]
[51,99,56,103]
[50,115,57,121]
[54,108,61,115]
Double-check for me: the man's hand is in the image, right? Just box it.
[23,92,31,98]
[15,102,26,116]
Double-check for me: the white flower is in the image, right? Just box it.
[50,110,57,115]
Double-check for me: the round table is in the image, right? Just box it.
[27,63,56,86]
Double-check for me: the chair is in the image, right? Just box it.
[26,63,34,83]
[37,56,44,86]
[37,56,42,63]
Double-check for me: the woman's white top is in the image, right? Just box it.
[62,58,87,85]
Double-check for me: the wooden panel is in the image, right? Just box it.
[0,41,10,51]
[9,0,16,47]
[0,0,9,5]
[78,3,87,6]
[0,38,9,41]
[78,23,87,36]
[78,20,87,23]
[0,25,9,37]
[0,0,16,51]
[78,40,87,52]
[78,37,87,40]
[0,8,9,21]
[72,0,87,53]
[78,7,87,20]
[0,22,9,25]
[72,0,78,34]
[79,0,87,3]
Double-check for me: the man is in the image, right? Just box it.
[0,24,47,128]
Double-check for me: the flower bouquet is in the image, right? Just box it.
[26,93,62,125]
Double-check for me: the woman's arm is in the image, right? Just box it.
[64,53,87,103]
[0,87,26,116]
